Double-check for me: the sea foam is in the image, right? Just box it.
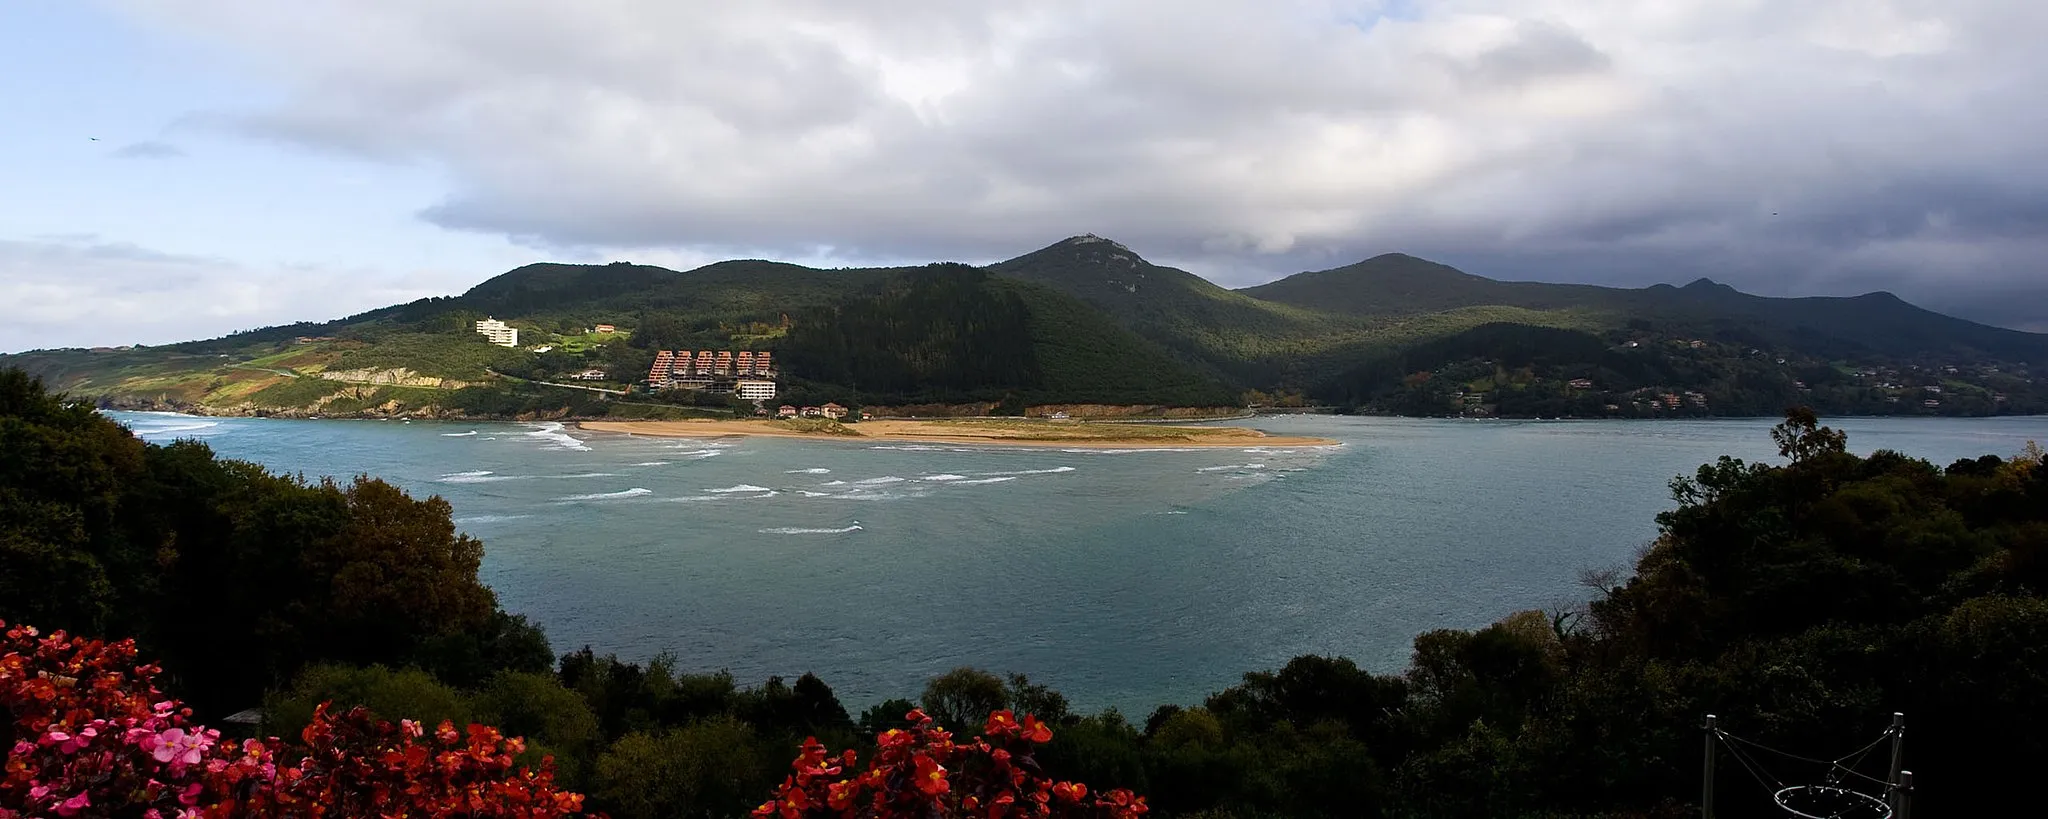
[559,488,652,501]
[759,524,864,535]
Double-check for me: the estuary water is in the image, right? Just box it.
[109,411,2047,714]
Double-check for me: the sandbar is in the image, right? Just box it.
[576,418,1337,448]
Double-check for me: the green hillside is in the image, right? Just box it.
[988,236,1346,382]
[4,235,2043,419]
[777,264,1236,407]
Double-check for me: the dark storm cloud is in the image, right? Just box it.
[124,0,2048,329]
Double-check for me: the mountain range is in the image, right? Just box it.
[5,236,2043,419]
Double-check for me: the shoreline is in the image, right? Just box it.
[576,418,1339,448]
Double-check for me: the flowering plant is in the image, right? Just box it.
[755,708,1147,819]
[1,619,593,817]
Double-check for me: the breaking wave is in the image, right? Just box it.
[523,422,590,451]
[558,488,652,501]
[786,468,832,474]
[441,431,478,437]
[709,484,775,493]
[1197,463,1267,473]
[758,524,864,535]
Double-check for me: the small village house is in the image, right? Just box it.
[777,405,798,418]
[820,402,847,420]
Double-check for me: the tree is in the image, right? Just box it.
[595,717,770,819]
[922,667,1011,731]
[1771,406,1847,462]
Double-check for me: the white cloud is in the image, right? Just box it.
[103,0,2048,324]
[0,236,448,352]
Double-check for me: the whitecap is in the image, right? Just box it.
[708,484,774,493]
[673,449,724,459]
[523,421,591,451]
[950,476,1017,485]
[632,461,670,467]
[978,466,1076,477]
[441,431,478,437]
[438,470,528,484]
[132,420,222,438]
[1197,463,1267,473]
[855,476,906,485]
[758,524,864,535]
[558,488,652,501]
[455,514,532,525]
[821,480,848,486]
[797,490,833,497]
[919,474,969,482]
[786,467,832,474]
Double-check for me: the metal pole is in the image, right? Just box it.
[1703,714,1718,819]
[1896,770,1912,819]
[1886,712,1906,813]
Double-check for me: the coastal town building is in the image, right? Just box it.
[646,349,777,389]
[569,369,608,381]
[593,323,616,333]
[735,379,778,401]
[474,318,518,347]
[820,403,847,420]
[777,405,798,418]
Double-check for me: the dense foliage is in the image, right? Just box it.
[0,369,549,714]
[1326,323,2045,417]
[780,265,1235,407]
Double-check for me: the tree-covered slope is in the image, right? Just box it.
[777,264,1236,406]
[5,235,2044,417]
[1244,257,2048,363]
[988,236,1347,382]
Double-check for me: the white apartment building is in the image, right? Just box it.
[734,379,778,401]
[474,318,519,347]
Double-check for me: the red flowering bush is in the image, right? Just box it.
[1,619,594,817]
[756,708,1147,819]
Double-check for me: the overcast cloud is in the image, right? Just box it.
[86,1,2048,333]
[0,237,442,349]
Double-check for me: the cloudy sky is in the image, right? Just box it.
[4,0,2044,352]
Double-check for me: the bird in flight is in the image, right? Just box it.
[88,137,99,141]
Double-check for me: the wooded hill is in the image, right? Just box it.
[5,236,2043,418]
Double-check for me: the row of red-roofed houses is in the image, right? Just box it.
[776,403,848,420]
[648,349,775,385]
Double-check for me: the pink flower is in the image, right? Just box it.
[150,727,211,769]
[61,726,98,753]
[56,792,90,816]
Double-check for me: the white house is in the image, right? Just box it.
[474,318,519,347]
[734,379,778,401]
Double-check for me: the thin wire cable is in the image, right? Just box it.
[1831,729,1893,766]
[1718,729,1893,790]
[1715,731,1784,792]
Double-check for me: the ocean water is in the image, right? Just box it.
[109,412,2047,714]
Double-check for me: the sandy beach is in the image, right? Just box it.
[576,418,1337,448]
